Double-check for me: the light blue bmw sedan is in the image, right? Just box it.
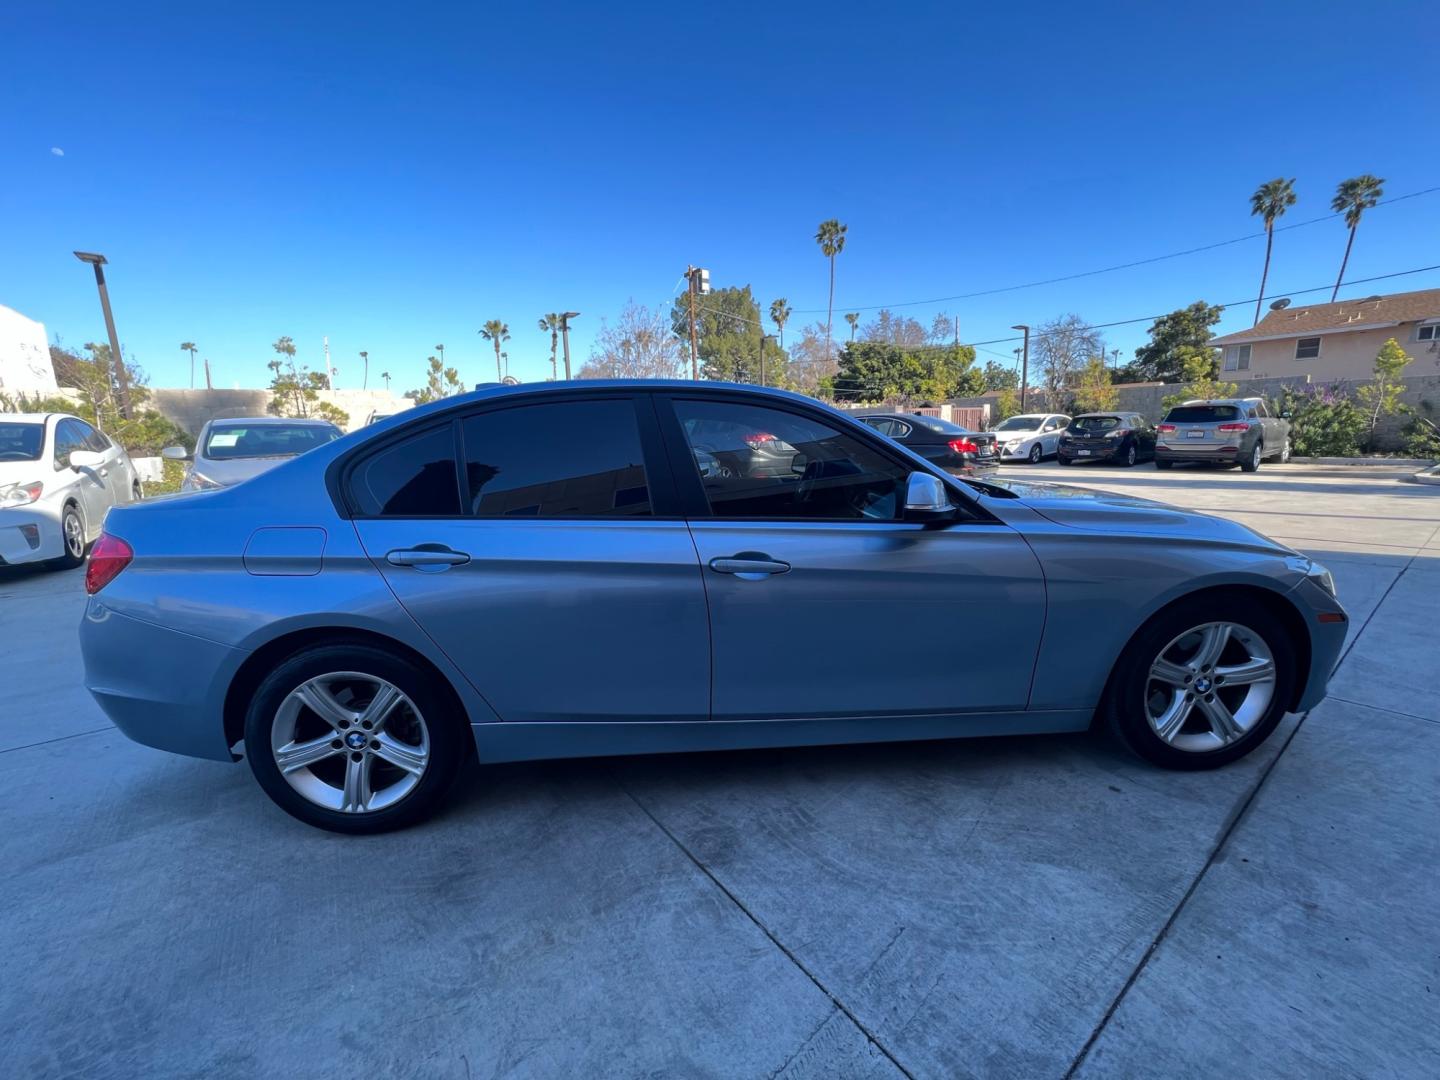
[79,382,1348,833]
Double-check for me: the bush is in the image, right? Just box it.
[1274,385,1366,457]
[1402,418,1440,460]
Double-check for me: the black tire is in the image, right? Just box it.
[1028,443,1042,464]
[132,480,144,502]
[1102,594,1297,770]
[244,644,469,833]
[1120,443,1137,467]
[1154,458,1173,470]
[1058,455,1072,466]
[49,503,87,570]
[1240,441,1263,472]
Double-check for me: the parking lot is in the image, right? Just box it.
[2,462,1437,1079]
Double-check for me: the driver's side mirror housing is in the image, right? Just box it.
[161,445,190,461]
[903,471,956,520]
[1280,410,1293,420]
[68,449,105,471]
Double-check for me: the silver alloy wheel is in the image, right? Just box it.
[271,671,429,813]
[1029,443,1042,463]
[1281,438,1291,463]
[1144,621,1277,752]
[1125,444,1136,466]
[1250,443,1262,469]
[63,508,84,558]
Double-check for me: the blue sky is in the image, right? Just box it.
[3,1,1438,392]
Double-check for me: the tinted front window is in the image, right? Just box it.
[204,423,340,460]
[1165,405,1240,423]
[675,399,907,521]
[350,425,461,516]
[0,423,44,461]
[461,400,649,517]
[1070,416,1121,432]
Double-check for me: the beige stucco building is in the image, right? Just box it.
[1211,288,1440,382]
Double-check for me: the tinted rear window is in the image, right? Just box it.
[908,415,969,434]
[0,423,44,461]
[1165,405,1240,423]
[205,423,340,459]
[1070,416,1122,432]
[350,425,462,516]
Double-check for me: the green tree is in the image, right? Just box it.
[1330,174,1385,300]
[769,298,792,348]
[844,312,859,341]
[405,357,465,404]
[991,386,1021,426]
[267,355,347,424]
[179,341,198,388]
[980,360,1019,392]
[538,313,561,380]
[480,320,510,381]
[815,218,847,360]
[40,343,190,456]
[1275,385,1366,456]
[1162,351,1239,410]
[670,284,769,382]
[830,340,981,405]
[1072,356,1118,414]
[1355,337,1412,450]
[1123,301,1224,383]
[1249,178,1297,325]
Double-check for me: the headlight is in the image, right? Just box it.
[1005,440,1022,451]
[186,471,224,491]
[1286,555,1336,596]
[0,481,43,508]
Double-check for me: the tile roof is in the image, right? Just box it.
[1210,287,1440,345]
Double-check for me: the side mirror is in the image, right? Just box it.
[1280,410,1293,420]
[790,453,809,476]
[69,449,105,470]
[904,471,956,519]
[161,445,190,461]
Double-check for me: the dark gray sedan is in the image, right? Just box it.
[82,381,1346,833]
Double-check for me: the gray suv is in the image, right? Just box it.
[1155,398,1290,472]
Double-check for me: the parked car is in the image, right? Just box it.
[856,412,997,474]
[992,413,1071,463]
[164,416,343,492]
[80,381,1347,833]
[1155,398,1291,472]
[0,412,141,570]
[1058,412,1157,467]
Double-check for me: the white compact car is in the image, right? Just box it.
[0,412,142,570]
[993,413,1071,463]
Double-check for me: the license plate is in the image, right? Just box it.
[978,447,993,456]
[1187,430,1206,439]
[1078,449,1091,456]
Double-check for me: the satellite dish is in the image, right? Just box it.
[1269,298,1291,311]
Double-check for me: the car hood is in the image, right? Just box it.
[192,455,299,486]
[979,476,1293,552]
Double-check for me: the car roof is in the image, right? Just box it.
[1071,411,1130,418]
[0,412,61,423]
[205,415,339,427]
[1176,398,1259,407]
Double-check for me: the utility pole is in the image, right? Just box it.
[684,266,710,381]
[73,252,133,419]
[323,336,334,388]
[559,312,579,380]
[1011,324,1031,412]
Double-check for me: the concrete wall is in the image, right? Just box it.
[148,388,411,435]
[1227,324,1440,383]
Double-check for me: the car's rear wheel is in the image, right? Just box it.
[1028,444,1042,464]
[1240,441,1263,472]
[244,645,468,833]
[1154,458,1173,470]
[1280,437,1292,464]
[1058,455,1072,466]
[1103,595,1296,770]
[1121,443,1137,467]
[49,503,87,570]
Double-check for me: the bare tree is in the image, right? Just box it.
[577,301,688,379]
[1031,314,1104,410]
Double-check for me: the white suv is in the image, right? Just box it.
[0,412,142,570]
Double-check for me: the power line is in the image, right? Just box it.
[778,184,1440,315]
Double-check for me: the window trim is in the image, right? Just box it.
[1294,337,1322,360]
[1416,322,1439,342]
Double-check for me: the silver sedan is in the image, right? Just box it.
[80,382,1348,832]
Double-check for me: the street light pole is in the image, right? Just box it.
[559,312,580,380]
[73,251,133,419]
[1011,324,1031,413]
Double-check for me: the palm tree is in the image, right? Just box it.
[480,320,510,381]
[435,344,446,368]
[180,341,197,388]
[1330,175,1385,301]
[359,351,369,389]
[1249,179,1297,325]
[815,219,848,359]
[381,371,391,390]
[769,298,792,348]
[844,312,860,341]
[538,313,561,379]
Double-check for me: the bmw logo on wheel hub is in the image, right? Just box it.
[345,731,369,750]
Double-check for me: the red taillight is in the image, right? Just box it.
[1157,424,1176,433]
[1217,423,1251,432]
[742,432,776,449]
[948,438,979,454]
[85,532,133,595]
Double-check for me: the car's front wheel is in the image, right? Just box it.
[49,503,87,570]
[244,644,468,833]
[1028,443,1042,464]
[1103,595,1296,770]
[1120,443,1137,467]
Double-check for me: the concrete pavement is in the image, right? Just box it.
[1,462,1436,1078]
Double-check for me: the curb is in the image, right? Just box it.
[1287,456,1436,467]
[1413,466,1440,487]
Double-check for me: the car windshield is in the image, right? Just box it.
[1165,405,1241,423]
[1071,416,1122,432]
[908,415,971,434]
[0,422,45,462]
[995,415,1045,431]
[203,423,340,460]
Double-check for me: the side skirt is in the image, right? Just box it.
[471,709,1093,764]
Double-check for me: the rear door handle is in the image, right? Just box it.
[386,546,471,570]
[708,553,791,578]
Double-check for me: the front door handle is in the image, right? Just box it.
[386,545,471,570]
[708,553,791,578]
